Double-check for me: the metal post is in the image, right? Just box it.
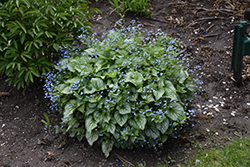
[231,21,250,86]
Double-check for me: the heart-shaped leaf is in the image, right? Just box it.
[86,130,99,145]
[167,102,185,121]
[145,123,160,138]
[85,116,98,132]
[156,118,169,134]
[91,78,106,91]
[117,102,131,115]
[135,113,146,130]
[114,111,128,127]
[153,88,164,101]
[102,140,114,158]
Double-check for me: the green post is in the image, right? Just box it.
[231,21,250,86]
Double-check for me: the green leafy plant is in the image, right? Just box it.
[0,0,101,89]
[109,0,151,17]
[41,112,52,127]
[44,20,196,157]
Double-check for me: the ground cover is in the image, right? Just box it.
[0,0,250,166]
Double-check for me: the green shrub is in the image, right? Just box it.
[109,0,151,18]
[0,0,101,89]
[44,20,196,157]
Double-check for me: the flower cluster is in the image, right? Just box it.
[44,20,196,157]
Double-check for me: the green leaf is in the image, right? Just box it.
[102,140,114,158]
[178,70,188,84]
[104,122,116,134]
[165,87,178,101]
[116,102,131,115]
[167,102,185,121]
[103,112,111,123]
[15,20,26,33]
[186,84,196,92]
[20,33,26,44]
[86,131,99,145]
[93,110,102,123]
[156,118,169,134]
[114,111,128,127]
[164,80,176,92]
[90,78,106,91]
[53,43,60,52]
[135,113,146,130]
[23,0,30,8]
[64,100,77,118]
[153,88,164,101]
[65,77,80,84]
[145,123,160,138]
[62,86,72,94]
[67,63,76,72]
[85,103,96,115]
[106,70,119,78]
[85,116,98,132]
[78,64,93,75]
[128,119,140,129]
[125,71,144,87]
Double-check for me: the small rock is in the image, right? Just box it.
[213,107,220,112]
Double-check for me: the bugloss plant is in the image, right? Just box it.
[44,20,196,157]
[109,0,151,18]
[0,0,100,89]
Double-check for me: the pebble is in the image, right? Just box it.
[213,107,220,112]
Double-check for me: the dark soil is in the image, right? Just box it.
[1,0,250,166]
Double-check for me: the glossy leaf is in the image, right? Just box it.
[102,140,114,158]
[153,88,164,101]
[135,113,146,130]
[145,123,160,138]
[86,131,99,146]
[90,78,106,91]
[124,71,144,87]
[167,102,185,121]
[114,111,128,127]
[117,102,131,115]
[156,118,169,134]
[85,116,98,133]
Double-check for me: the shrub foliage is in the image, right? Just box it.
[0,0,100,89]
[44,20,196,157]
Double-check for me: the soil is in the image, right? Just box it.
[1,0,250,166]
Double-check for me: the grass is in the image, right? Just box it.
[132,136,250,167]
[185,136,250,167]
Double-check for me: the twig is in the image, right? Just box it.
[195,7,242,17]
[114,150,134,166]
[186,21,198,28]
[202,33,220,38]
[194,17,228,22]
[167,1,188,7]
[150,17,168,23]
[206,23,215,32]
[0,92,10,96]
[225,0,235,10]
[138,21,155,27]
